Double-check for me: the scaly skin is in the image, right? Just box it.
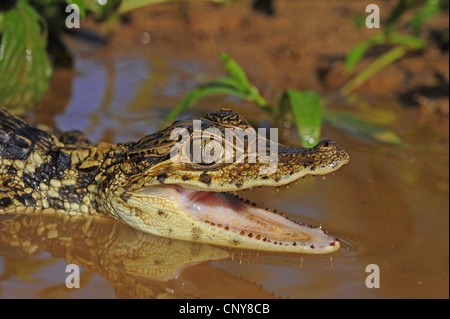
[0,106,349,254]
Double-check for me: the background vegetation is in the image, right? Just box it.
[0,0,448,147]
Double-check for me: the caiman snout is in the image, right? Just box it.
[310,140,350,172]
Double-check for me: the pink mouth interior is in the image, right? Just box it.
[177,187,322,243]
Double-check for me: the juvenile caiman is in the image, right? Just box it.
[0,106,349,254]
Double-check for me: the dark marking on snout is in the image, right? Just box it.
[191,226,202,240]
[199,171,211,185]
[158,210,167,218]
[157,173,168,183]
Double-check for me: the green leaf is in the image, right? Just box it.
[220,52,251,89]
[0,0,52,114]
[165,52,276,123]
[67,0,87,19]
[345,41,372,73]
[281,90,322,148]
[220,52,275,115]
[409,0,442,34]
[96,0,122,22]
[164,77,249,124]
[389,31,426,49]
[345,34,386,72]
[385,0,425,32]
[118,0,176,13]
[323,111,405,146]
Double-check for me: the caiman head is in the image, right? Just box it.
[98,109,349,254]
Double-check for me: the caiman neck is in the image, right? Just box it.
[51,141,128,215]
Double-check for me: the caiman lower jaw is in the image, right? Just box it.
[132,185,340,254]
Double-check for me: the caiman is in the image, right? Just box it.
[0,106,349,254]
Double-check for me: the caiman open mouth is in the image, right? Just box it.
[134,183,340,253]
[178,186,333,243]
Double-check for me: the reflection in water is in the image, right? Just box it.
[55,57,160,144]
[0,213,234,298]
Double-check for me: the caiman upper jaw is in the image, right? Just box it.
[129,139,350,193]
[275,139,350,178]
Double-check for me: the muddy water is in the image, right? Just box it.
[0,50,448,299]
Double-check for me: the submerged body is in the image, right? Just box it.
[0,106,349,253]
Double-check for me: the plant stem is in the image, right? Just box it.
[340,45,407,96]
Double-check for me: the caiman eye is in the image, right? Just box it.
[202,140,223,163]
[189,140,226,170]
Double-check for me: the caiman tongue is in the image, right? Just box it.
[176,186,334,245]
